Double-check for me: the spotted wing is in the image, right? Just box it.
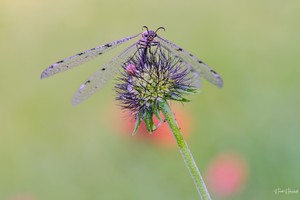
[72,43,137,105]
[157,36,223,88]
[40,34,140,79]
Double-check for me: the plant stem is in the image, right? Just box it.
[159,100,212,200]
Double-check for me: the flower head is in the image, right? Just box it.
[115,49,198,134]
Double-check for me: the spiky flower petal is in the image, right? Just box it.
[115,49,198,134]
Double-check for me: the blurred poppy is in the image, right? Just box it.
[107,103,193,148]
[9,194,36,200]
[205,151,248,198]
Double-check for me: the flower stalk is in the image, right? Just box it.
[158,99,212,200]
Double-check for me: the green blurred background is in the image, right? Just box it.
[1,0,300,199]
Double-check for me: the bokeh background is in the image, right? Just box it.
[1,0,299,199]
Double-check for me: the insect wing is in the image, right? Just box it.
[72,43,138,105]
[156,36,223,88]
[41,33,140,79]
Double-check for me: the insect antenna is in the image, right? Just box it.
[155,27,165,33]
[142,26,149,34]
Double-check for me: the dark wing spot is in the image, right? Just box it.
[98,52,102,55]
[50,65,54,68]
[189,53,193,56]
[177,48,183,51]
[57,60,64,64]
[210,70,217,74]
[91,48,96,50]
[198,60,203,64]
[102,68,106,71]
[78,52,85,56]
[85,80,91,84]
[105,43,112,47]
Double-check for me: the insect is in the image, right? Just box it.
[41,26,223,105]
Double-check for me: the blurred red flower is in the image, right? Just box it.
[205,151,249,198]
[107,103,193,148]
[9,194,36,200]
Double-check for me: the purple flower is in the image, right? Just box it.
[115,49,198,134]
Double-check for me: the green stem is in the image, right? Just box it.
[158,100,212,200]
